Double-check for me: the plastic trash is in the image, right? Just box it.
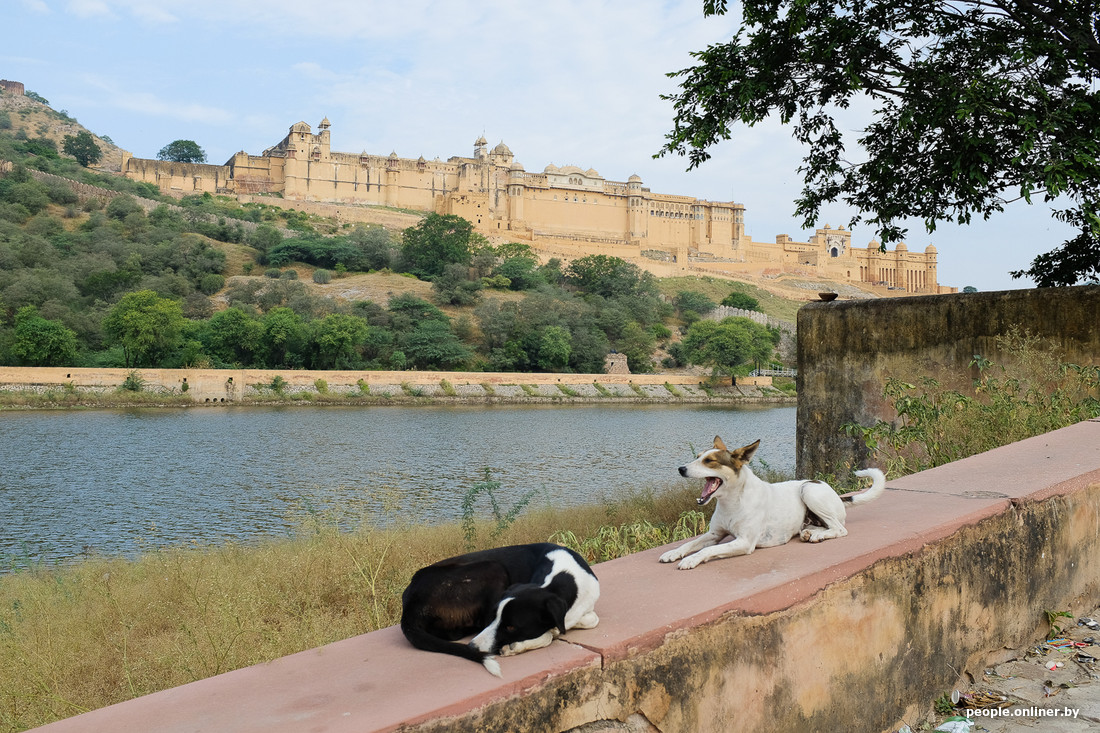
[934,717,973,732]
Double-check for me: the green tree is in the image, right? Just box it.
[720,291,760,311]
[675,290,717,316]
[535,325,572,371]
[400,213,476,279]
[661,0,1100,286]
[201,307,264,366]
[680,316,780,379]
[495,253,544,290]
[9,306,78,366]
[432,262,483,305]
[261,307,308,367]
[617,321,657,374]
[310,313,369,369]
[62,131,102,167]
[102,290,185,367]
[401,319,473,370]
[348,225,396,270]
[157,140,208,164]
[565,255,656,299]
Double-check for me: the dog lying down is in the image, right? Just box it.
[401,542,599,676]
[660,436,887,570]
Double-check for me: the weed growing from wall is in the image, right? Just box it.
[118,371,144,392]
[846,328,1100,475]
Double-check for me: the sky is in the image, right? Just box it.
[3,0,1077,292]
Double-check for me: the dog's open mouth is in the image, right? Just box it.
[697,477,722,505]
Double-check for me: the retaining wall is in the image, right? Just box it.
[796,284,1100,478]
[0,366,779,404]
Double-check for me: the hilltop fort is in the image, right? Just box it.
[121,118,952,296]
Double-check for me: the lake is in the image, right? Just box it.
[0,403,795,566]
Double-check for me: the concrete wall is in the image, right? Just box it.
[0,366,721,403]
[796,284,1100,478]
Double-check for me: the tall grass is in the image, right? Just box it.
[0,481,703,731]
[846,328,1100,476]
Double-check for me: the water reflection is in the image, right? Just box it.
[0,403,795,565]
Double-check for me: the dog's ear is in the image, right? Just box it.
[736,439,761,462]
[713,436,727,452]
[544,595,568,635]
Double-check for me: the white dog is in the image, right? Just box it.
[659,436,886,570]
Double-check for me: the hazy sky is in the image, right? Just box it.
[4,0,1075,291]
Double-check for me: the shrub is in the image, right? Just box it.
[119,371,145,392]
[721,291,760,311]
[199,273,226,295]
[105,195,144,221]
[264,268,282,279]
[312,269,332,284]
[846,328,1100,476]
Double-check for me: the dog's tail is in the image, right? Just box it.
[401,623,502,677]
[843,468,886,506]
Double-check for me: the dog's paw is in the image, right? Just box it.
[573,611,599,629]
[677,554,703,570]
[499,642,520,657]
[801,529,829,543]
[658,549,683,564]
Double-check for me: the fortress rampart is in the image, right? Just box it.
[121,119,951,295]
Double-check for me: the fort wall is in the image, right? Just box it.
[121,119,949,295]
[0,79,25,96]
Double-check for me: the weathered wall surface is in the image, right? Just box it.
[415,482,1100,733]
[796,285,1100,477]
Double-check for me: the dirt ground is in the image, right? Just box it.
[906,609,1100,732]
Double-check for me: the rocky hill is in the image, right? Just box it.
[0,85,125,171]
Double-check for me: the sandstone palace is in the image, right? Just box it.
[122,119,952,295]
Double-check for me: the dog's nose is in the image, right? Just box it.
[678,466,688,476]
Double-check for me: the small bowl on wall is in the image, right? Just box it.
[818,292,839,302]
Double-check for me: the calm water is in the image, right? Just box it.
[0,404,795,565]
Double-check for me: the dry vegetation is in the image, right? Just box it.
[0,482,705,731]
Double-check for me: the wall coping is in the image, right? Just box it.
[28,419,1100,733]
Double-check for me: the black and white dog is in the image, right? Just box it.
[400,542,600,676]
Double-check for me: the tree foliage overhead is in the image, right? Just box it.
[660,0,1100,286]
[157,139,208,164]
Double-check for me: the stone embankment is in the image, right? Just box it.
[0,367,794,407]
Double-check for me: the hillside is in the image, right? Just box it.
[0,88,125,171]
[0,89,810,377]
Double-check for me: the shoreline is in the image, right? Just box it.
[0,386,797,410]
[0,366,796,409]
